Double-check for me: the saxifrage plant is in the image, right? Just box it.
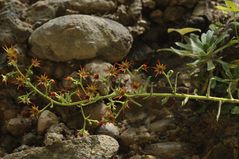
[2,45,239,135]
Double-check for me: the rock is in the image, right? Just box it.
[84,60,112,79]
[203,142,235,159]
[44,123,73,146]
[1,0,28,18]
[3,135,119,159]
[116,72,146,93]
[177,0,197,9]
[129,155,142,159]
[0,100,19,122]
[144,142,188,158]
[117,0,142,26]
[142,0,156,9]
[37,110,59,135]
[0,135,20,153]
[125,110,147,123]
[84,102,107,122]
[155,0,168,8]
[192,1,207,17]
[191,155,200,159]
[0,0,4,9]
[25,0,117,24]
[143,155,157,159]
[0,147,5,157]
[25,0,57,24]
[128,24,147,37]
[84,60,112,95]
[186,16,208,30]
[120,126,153,146]
[128,41,153,64]
[22,133,42,146]
[150,9,163,24]
[29,14,133,62]
[142,26,161,43]
[0,11,32,46]
[13,145,30,153]
[120,127,137,146]
[44,131,64,146]
[163,6,185,22]
[97,123,120,138]
[66,0,117,14]
[57,102,107,129]
[6,117,32,136]
[3,109,18,121]
[147,118,175,132]
[128,0,142,20]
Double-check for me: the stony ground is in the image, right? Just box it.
[0,0,239,159]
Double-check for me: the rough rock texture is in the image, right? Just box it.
[25,0,117,24]
[0,0,28,18]
[29,14,133,62]
[0,11,32,46]
[3,135,119,159]
[25,0,57,24]
[44,123,73,146]
[144,142,188,158]
[24,0,145,36]
[6,117,32,136]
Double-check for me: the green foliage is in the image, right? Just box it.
[170,29,238,72]
[231,106,239,114]
[216,0,239,13]
[167,27,201,36]
[216,0,239,36]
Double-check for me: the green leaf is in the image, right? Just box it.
[161,97,169,105]
[216,5,232,12]
[231,106,239,114]
[225,0,239,12]
[1,74,8,83]
[189,34,205,55]
[206,60,215,71]
[168,27,201,36]
[216,60,233,79]
[212,76,231,83]
[170,47,195,57]
[181,96,189,106]
[175,42,192,50]
[216,1,239,12]
[229,59,239,68]
[167,70,174,77]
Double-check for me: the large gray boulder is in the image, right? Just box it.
[29,14,133,62]
[3,135,119,159]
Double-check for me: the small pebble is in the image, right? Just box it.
[97,122,120,138]
[37,110,59,135]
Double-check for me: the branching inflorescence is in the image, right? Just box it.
[2,42,239,135]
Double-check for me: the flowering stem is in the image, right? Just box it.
[12,58,239,113]
[126,92,239,104]
[14,62,116,107]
